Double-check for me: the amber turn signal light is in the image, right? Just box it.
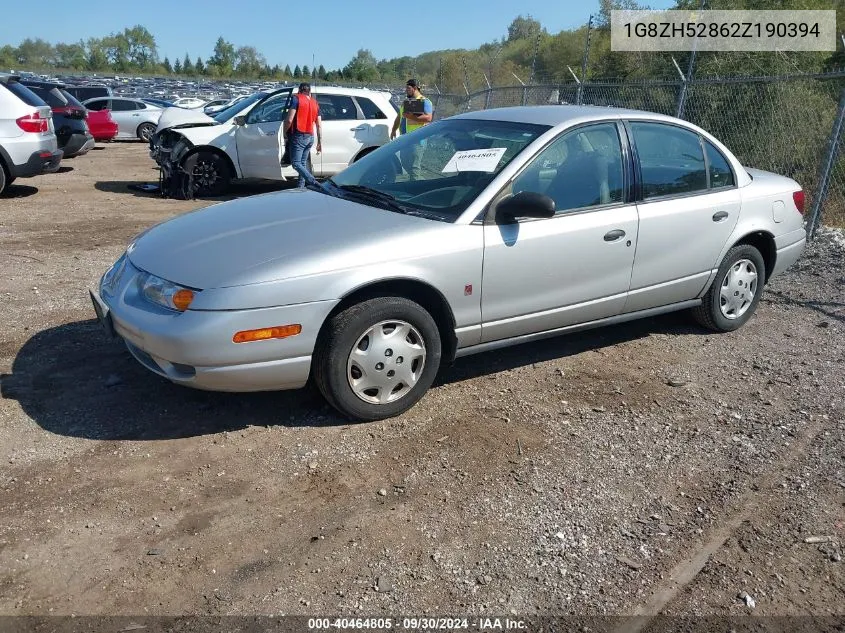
[233,324,302,344]
[172,289,195,311]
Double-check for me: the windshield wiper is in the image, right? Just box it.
[336,184,413,214]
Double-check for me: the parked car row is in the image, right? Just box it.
[150,86,398,196]
[0,73,122,196]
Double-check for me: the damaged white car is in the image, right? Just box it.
[151,86,397,196]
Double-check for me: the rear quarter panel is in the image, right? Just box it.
[713,168,805,281]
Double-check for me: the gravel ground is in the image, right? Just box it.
[0,144,841,621]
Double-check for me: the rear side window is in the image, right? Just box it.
[2,81,46,107]
[317,94,357,120]
[111,99,138,112]
[60,90,84,109]
[85,99,110,111]
[630,121,707,199]
[704,140,735,189]
[355,97,387,120]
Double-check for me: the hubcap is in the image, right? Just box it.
[193,161,220,189]
[347,320,426,405]
[719,258,758,319]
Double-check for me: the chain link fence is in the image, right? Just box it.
[428,72,845,231]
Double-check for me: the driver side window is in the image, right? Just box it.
[513,122,625,214]
[246,92,291,124]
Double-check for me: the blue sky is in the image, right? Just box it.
[1,0,675,70]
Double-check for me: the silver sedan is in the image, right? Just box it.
[90,106,806,420]
[82,97,163,141]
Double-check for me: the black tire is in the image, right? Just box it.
[692,244,766,332]
[0,162,6,196]
[313,297,442,421]
[137,122,156,142]
[190,151,231,197]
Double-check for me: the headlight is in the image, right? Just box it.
[137,273,198,312]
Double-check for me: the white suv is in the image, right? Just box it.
[0,74,63,195]
[155,86,397,196]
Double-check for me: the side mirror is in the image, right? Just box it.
[233,115,246,126]
[495,191,556,223]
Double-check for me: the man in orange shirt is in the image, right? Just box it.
[282,83,323,188]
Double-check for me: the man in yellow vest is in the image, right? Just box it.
[390,78,433,180]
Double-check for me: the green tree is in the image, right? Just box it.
[208,36,236,75]
[183,53,194,75]
[301,64,310,77]
[317,64,327,79]
[54,42,87,69]
[0,45,16,69]
[507,15,543,41]
[235,45,265,76]
[283,64,292,77]
[85,38,108,71]
[162,56,173,73]
[122,25,157,68]
[293,64,302,78]
[195,56,205,74]
[173,57,182,74]
[16,38,54,68]
[343,48,379,81]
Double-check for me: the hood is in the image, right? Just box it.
[155,106,215,133]
[127,189,445,289]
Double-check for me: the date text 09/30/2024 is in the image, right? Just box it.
[307,617,527,630]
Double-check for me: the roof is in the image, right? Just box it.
[20,79,67,90]
[452,105,681,128]
[0,72,21,84]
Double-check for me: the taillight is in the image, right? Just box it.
[16,112,49,133]
[792,190,805,215]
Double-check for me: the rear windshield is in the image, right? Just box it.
[2,81,47,107]
[60,89,85,109]
[27,86,69,108]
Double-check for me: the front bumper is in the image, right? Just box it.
[90,257,338,392]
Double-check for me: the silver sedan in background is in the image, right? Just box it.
[90,106,806,421]
[82,96,163,141]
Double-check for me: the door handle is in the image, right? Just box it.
[604,229,626,242]
[712,211,729,222]
[350,125,367,131]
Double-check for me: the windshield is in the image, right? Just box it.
[329,118,549,222]
[213,93,266,122]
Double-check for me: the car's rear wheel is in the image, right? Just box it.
[692,244,765,332]
[313,297,442,421]
[0,162,7,195]
[190,152,231,197]
[137,122,156,142]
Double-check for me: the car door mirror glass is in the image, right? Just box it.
[233,115,245,126]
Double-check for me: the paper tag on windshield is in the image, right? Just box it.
[441,148,507,173]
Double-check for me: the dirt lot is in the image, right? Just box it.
[0,143,842,624]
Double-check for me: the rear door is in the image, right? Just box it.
[314,92,365,176]
[109,98,141,138]
[353,95,392,151]
[625,120,741,313]
[235,89,292,180]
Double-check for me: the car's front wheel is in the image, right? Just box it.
[137,122,156,142]
[313,297,442,421]
[190,152,231,197]
[693,244,765,332]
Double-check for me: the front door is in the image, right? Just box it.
[481,122,638,343]
[235,90,292,180]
